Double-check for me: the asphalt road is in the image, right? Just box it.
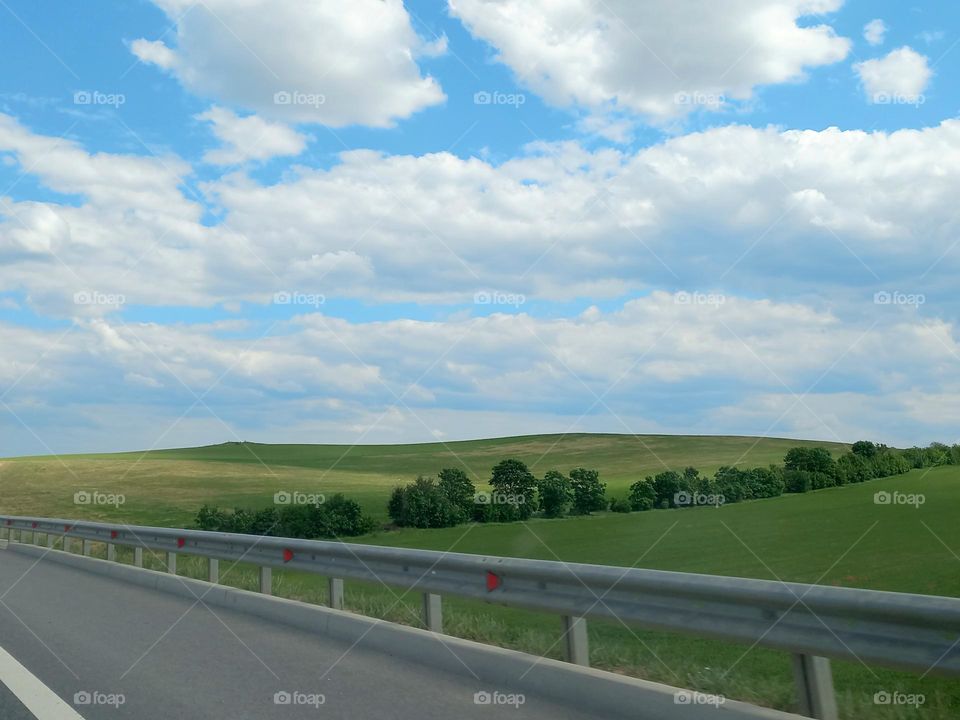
[0,548,596,720]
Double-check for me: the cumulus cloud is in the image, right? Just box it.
[863,19,887,46]
[855,46,932,104]
[0,294,956,455]
[197,107,307,165]
[449,0,851,122]
[130,0,445,127]
[2,113,960,317]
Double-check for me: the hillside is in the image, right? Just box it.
[0,433,850,525]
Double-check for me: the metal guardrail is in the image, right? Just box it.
[2,514,959,720]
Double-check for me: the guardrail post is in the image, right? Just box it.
[792,654,838,720]
[208,558,219,583]
[328,578,344,610]
[422,593,443,633]
[259,566,272,595]
[107,543,116,562]
[166,551,177,575]
[134,547,143,567]
[562,615,590,666]
[82,540,92,556]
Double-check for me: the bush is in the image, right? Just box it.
[537,470,572,518]
[627,478,656,510]
[651,471,687,508]
[784,469,812,493]
[195,494,374,539]
[387,476,463,528]
[609,497,631,513]
[713,466,749,503]
[836,453,871,484]
[569,467,606,515]
[746,466,785,498]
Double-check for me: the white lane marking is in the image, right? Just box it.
[0,644,86,720]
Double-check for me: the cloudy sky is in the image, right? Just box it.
[0,0,958,455]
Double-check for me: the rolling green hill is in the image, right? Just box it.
[0,433,849,524]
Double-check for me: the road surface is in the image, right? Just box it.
[0,547,596,719]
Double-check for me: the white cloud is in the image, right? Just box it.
[855,46,932,104]
[197,107,307,165]
[3,113,960,317]
[130,0,445,127]
[863,19,887,46]
[0,294,956,454]
[449,0,850,122]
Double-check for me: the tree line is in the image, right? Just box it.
[387,440,955,529]
[192,440,957,538]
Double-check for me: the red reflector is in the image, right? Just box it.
[283,548,294,563]
[111,530,118,539]
[486,571,502,592]
[64,525,71,532]
[177,538,185,548]
[5,520,11,526]
[31,522,38,528]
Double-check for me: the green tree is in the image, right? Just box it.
[627,478,656,511]
[489,459,537,520]
[537,470,572,518]
[437,467,475,517]
[569,467,606,514]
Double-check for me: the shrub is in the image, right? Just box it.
[537,470,572,518]
[784,469,812,493]
[746,466,785,498]
[713,466,750,503]
[387,476,462,528]
[836,453,870,484]
[569,467,606,515]
[609,497,632,513]
[651,470,687,508]
[196,494,374,539]
[627,478,656,510]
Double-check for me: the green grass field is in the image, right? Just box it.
[0,433,849,524]
[2,434,957,718]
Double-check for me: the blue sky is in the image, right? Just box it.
[0,0,958,455]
